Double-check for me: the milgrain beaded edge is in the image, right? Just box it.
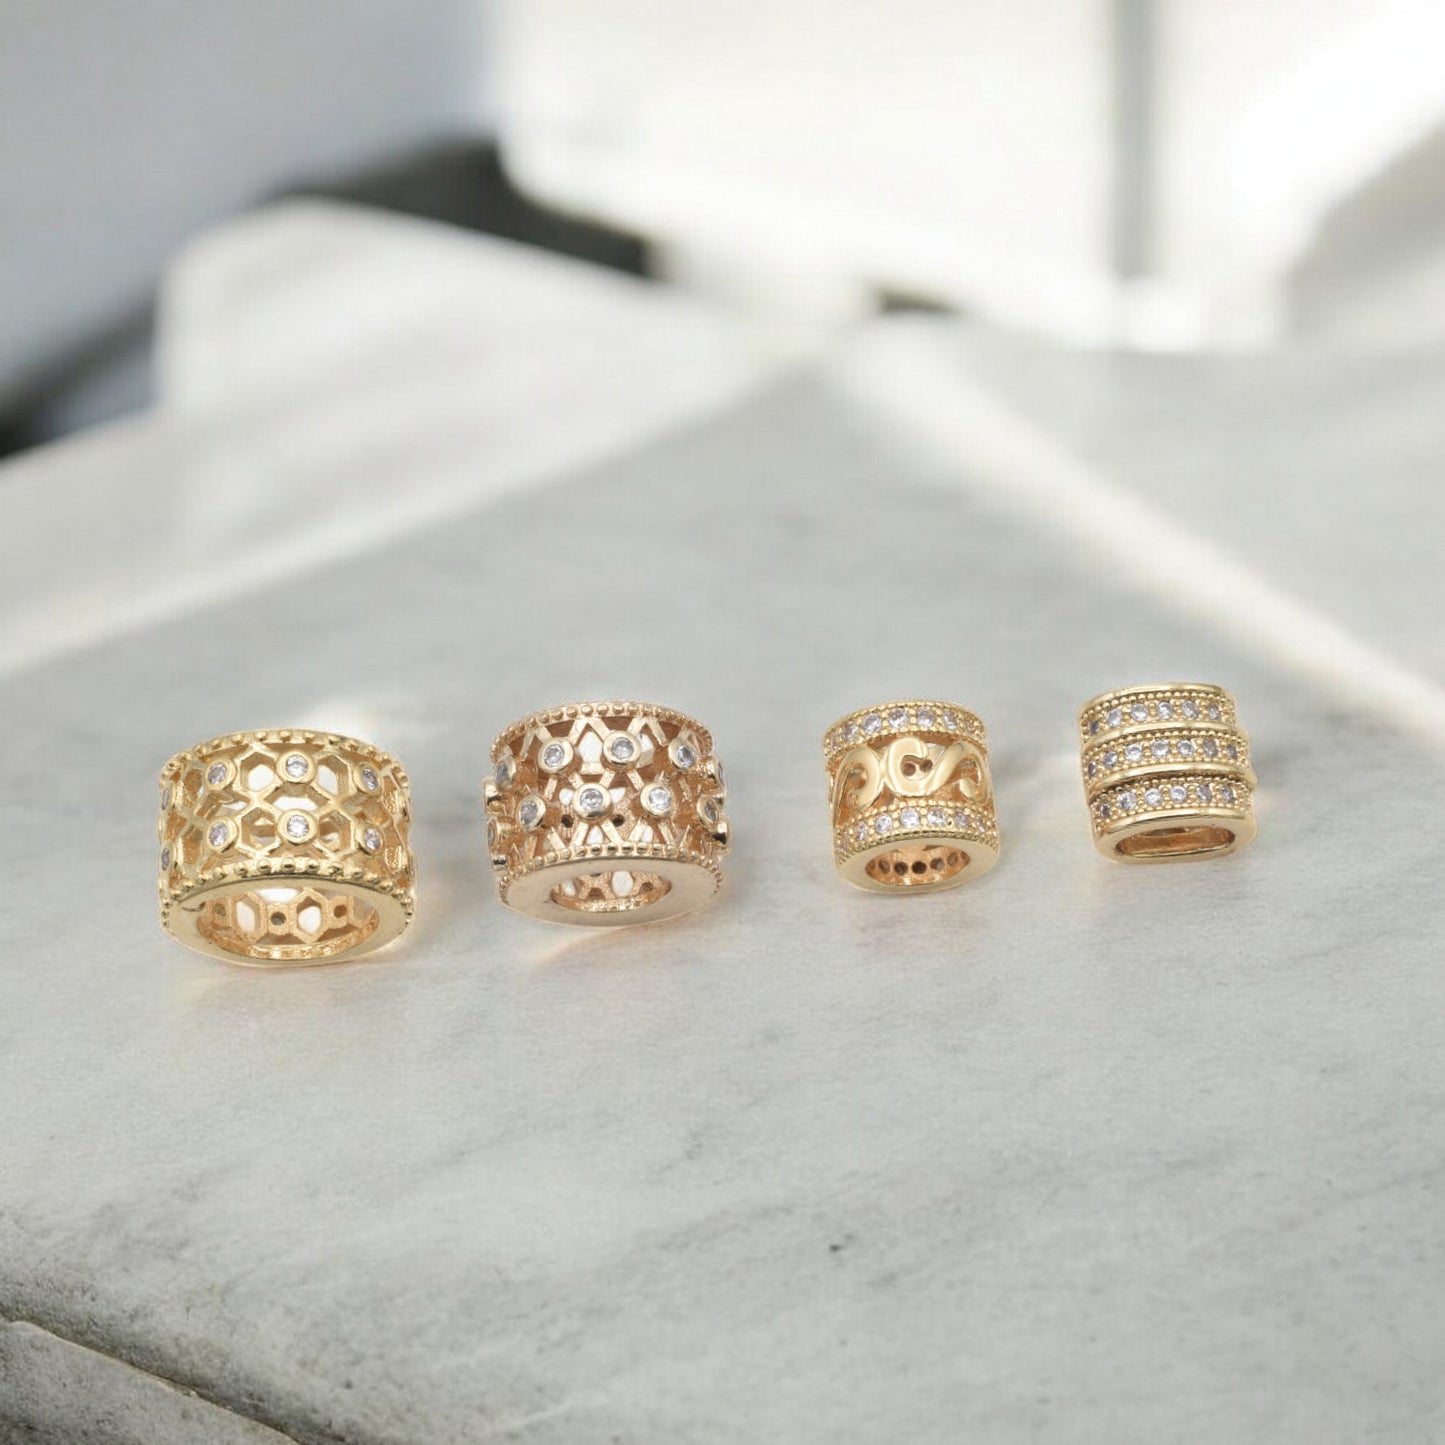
[491,701,715,760]
[159,855,417,922]
[160,728,410,788]
[496,840,723,899]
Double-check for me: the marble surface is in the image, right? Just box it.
[0,1322,292,1444]
[3,210,1444,1444]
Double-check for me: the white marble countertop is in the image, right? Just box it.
[2,206,1443,1444]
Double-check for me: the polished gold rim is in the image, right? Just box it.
[502,850,721,927]
[166,875,411,965]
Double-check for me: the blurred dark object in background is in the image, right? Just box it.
[324,140,647,276]
[0,141,646,458]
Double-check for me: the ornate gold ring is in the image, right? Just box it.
[1079,683,1257,862]
[824,700,1000,892]
[485,701,730,926]
[158,729,415,964]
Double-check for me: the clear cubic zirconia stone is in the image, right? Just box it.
[575,786,608,817]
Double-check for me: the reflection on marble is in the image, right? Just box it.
[833,321,1445,749]
[903,322,1445,688]
[2,226,1444,1444]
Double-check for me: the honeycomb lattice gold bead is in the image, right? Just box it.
[157,729,415,964]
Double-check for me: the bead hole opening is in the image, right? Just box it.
[1115,825,1236,859]
[865,843,971,887]
[549,870,673,913]
[197,884,380,960]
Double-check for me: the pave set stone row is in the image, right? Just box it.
[1082,727,1250,787]
[835,801,998,859]
[1078,685,1253,839]
[1089,775,1251,830]
[823,701,985,758]
[1079,688,1234,743]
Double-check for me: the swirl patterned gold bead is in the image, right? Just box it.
[1078,683,1257,862]
[157,729,415,964]
[823,700,1000,892]
[485,701,729,926]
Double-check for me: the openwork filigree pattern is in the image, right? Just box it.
[158,729,414,962]
[485,701,729,923]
